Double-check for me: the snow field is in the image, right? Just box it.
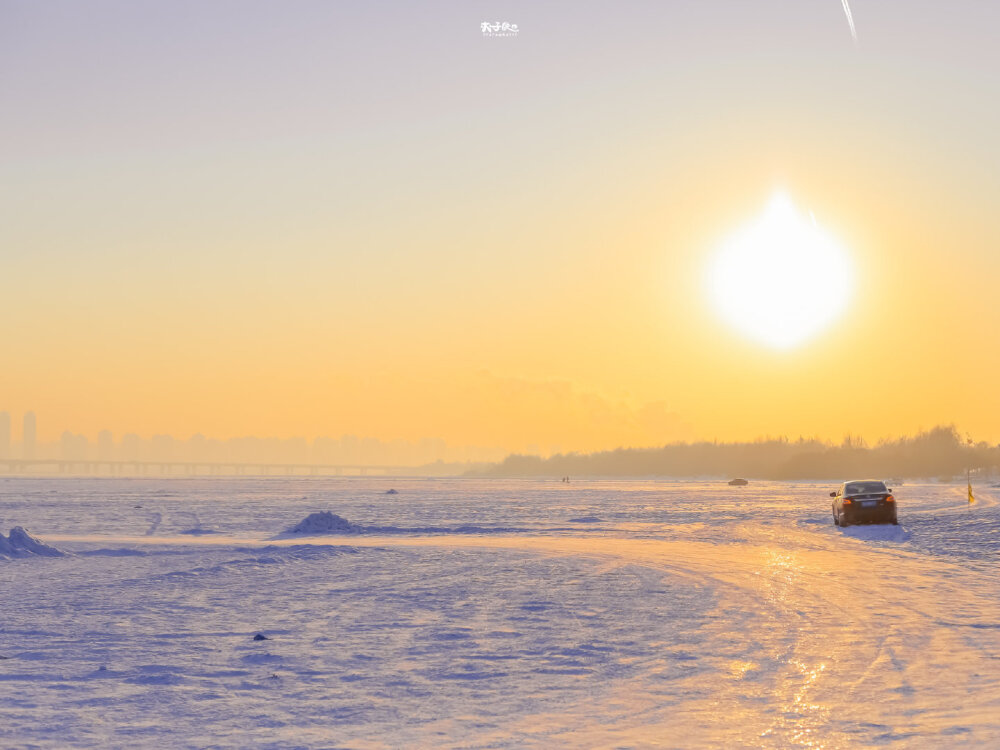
[1,477,998,748]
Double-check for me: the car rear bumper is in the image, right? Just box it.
[843,506,896,524]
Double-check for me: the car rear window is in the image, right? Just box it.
[845,481,888,495]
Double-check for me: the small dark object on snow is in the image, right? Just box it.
[386,489,398,495]
[728,478,749,486]
[98,665,107,671]
[253,633,270,641]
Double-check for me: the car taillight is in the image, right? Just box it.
[885,495,894,502]
[843,498,852,504]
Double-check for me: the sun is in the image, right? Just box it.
[706,192,854,349]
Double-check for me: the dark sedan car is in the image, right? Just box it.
[831,479,898,526]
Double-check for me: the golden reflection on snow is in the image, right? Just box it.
[756,547,837,749]
[727,659,759,679]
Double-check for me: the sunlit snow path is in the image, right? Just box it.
[2,478,999,748]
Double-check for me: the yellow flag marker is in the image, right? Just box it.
[968,479,976,504]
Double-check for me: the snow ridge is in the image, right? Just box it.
[0,527,66,559]
[280,511,578,537]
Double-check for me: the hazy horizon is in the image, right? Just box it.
[0,407,991,471]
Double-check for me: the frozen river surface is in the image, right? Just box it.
[1,477,999,748]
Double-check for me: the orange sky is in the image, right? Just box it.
[2,2,999,452]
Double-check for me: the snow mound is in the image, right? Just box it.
[286,511,359,535]
[0,527,66,558]
[841,524,912,543]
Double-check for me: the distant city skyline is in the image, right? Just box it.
[0,409,511,465]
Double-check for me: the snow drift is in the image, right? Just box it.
[0,527,65,559]
[279,512,578,537]
[285,511,360,535]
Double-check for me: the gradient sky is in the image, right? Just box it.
[3,1,999,451]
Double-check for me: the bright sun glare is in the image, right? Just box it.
[707,192,853,349]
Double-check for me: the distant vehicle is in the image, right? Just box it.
[728,478,749,486]
[830,479,897,526]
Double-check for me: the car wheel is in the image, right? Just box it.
[832,508,840,526]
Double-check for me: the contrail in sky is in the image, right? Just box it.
[841,0,858,45]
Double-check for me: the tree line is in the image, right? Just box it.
[489,426,999,480]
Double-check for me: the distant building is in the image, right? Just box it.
[98,429,114,461]
[151,434,175,462]
[121,433,141,462]
[0,411,10,459]
[61,431,89,461]
[23,411,37,459]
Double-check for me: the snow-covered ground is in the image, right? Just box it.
[1,477,998,748]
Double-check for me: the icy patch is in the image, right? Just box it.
[0,527,66,559]
[568,516,604,523]
[840,524,912,542]
[178,528,222,536]
[285,511,360,535]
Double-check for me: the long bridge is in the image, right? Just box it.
[0,459,413,477]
